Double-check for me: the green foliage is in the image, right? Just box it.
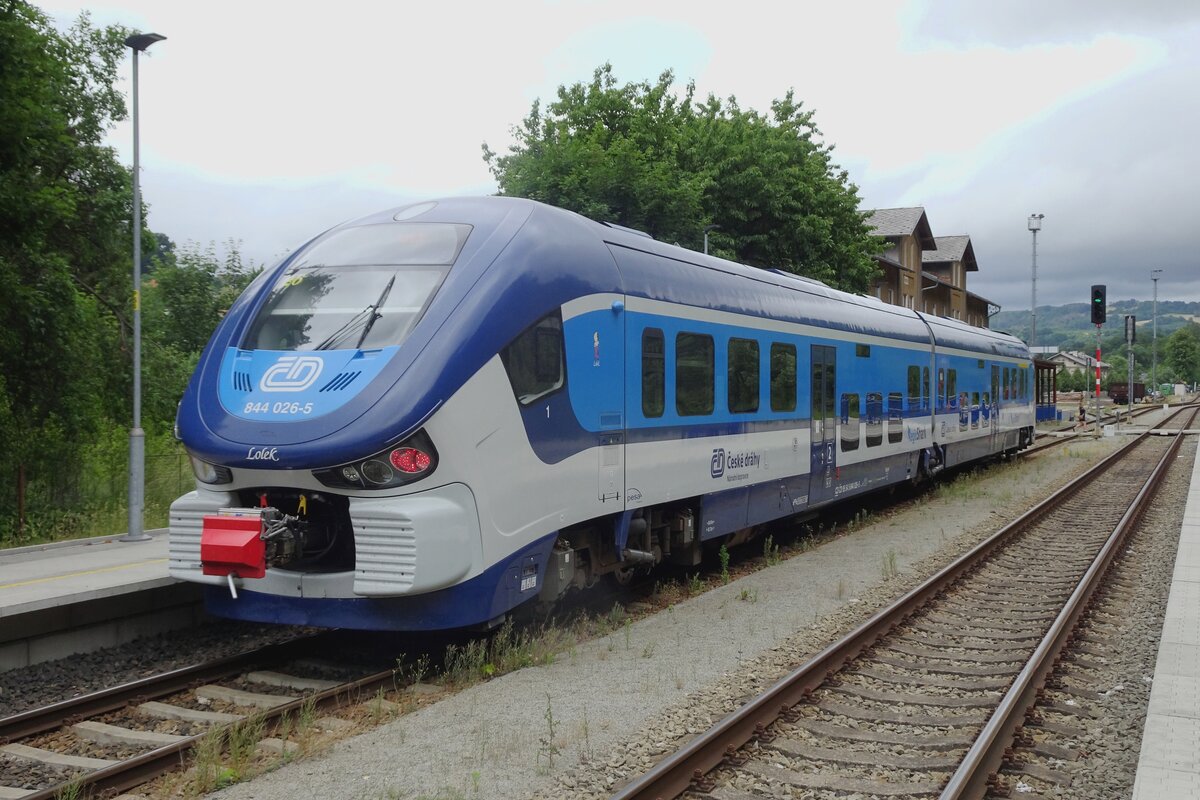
[1165,323,1200,384]
[484,64,880,293]
[0,2,135,536]
[0,4,263,544]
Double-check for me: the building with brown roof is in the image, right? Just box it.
[865,208,999,328]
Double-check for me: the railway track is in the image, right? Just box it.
[611,405,1197,800]
[1024,400,1171,456]
[0,633,401,799]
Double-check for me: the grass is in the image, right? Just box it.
[763,534,782,566]
[441,619,565,688]
[881,549,899,579]
[2,433,190,547]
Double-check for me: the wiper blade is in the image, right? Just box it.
[355,273,396,349]
[314,305,375,351]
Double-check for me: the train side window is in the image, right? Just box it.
[841,393,860,451]
[770,343,797,412]
[907,366,920,409]
[500,310,565,405]
[1002,368,1009,400]
[865,392,883,447]
[947,369,958,408]
[922,367,930,411]
[1021,369,1028,399]
[676,333,714,416]
[938,368,945,409]
[642,328,665,418]
[887,392,903,444]
[728,338,760,413]
[971,391,980,428]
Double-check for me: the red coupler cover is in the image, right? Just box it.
[201,514,266,578]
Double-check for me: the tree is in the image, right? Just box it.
[484,64,881,293]
[0,2,133,529]
[1165,324,1200,385]
[141,240,258,423]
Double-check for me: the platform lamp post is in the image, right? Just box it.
[121,31,166,543]
[1152,269,1162,396]
[703,224,719,255]
[1027,214,1044,351]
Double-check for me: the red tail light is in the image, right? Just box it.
[390,447,431,473]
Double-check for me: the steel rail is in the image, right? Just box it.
[17,660,399,800]
[610,407,1192,800]
[940,405,1195,798]
[0,633,329,741]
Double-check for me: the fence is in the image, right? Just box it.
[1,449,193,544]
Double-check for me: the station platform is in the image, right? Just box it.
[1132,433,1200,797]
[0,530,202,671]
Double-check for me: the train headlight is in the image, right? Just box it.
[190,455,233,485]
[313,429,438,490]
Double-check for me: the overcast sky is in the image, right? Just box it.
[44,0,1200,313]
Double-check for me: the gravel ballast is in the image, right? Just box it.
[204,430,1174,800]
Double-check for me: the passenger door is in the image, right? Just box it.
[595,301,626,505]
[809,345,837,505]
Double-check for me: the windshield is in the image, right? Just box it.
[243,222,470,351]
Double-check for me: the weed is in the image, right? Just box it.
[882,548,899,579]
[189,727,227,795]
[762,535,781,566]
[688,572,704,595]
[623,618,631,650]
[738,587,758,603]
[226,714,265,778]
[580,710,593,763]
[397,652,431,686]
[275,710,294,761]
[296,695,319,751]
[52,776,84,800]
[642,641,656,658]
[537,694,560,771]
[368,687,393,723]
[718,544,731,584]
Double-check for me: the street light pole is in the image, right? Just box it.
[703,224,719,255]
[1027,214,1044,351]
[121,32,165,543]
[1152,269,1162,395]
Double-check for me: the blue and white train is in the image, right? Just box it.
[169,196,1035,630]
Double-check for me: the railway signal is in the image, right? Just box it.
[1091,285,1105,438]
[1090,285,1107,324]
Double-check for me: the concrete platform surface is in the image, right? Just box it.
[1133,436,1200,799]
[0,529,171,618]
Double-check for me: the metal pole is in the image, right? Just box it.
[1152,270,1161,395]
[122,47,149,542]
[1030,227,1038,350]
[1094,325,1102,439]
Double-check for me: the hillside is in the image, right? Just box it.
[991,300,1200,352]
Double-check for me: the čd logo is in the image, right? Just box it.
[710,448,725,479]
